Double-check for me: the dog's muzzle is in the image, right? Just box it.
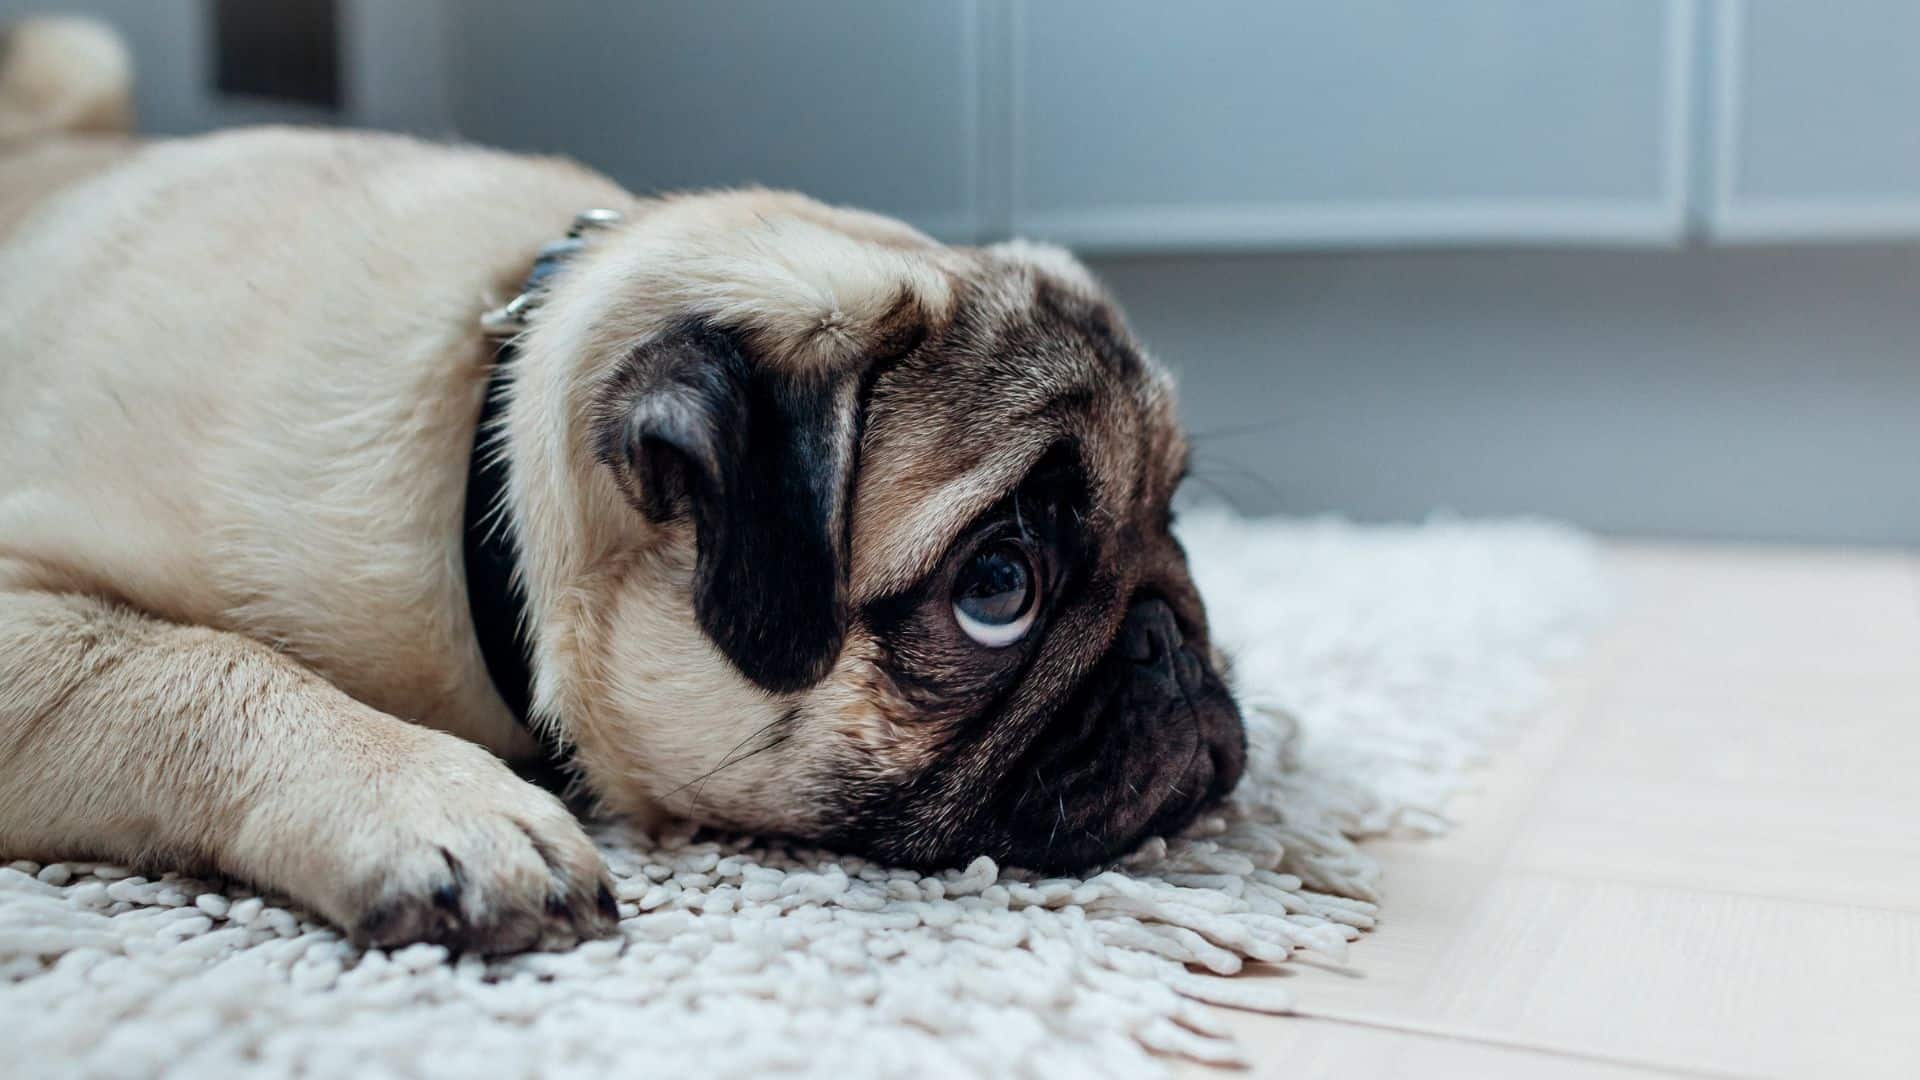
[995,594,1246,871]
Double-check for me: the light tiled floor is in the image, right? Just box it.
[1186,544,1920,1079]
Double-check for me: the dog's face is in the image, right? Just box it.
[507,192,1243,871]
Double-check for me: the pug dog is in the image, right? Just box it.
[0,18,1244,953]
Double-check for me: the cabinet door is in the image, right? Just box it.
[1707,0,1920,241]
[451,0,985,241]
[1011,0,1694,252]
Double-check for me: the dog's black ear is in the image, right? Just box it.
[598,323,851,693]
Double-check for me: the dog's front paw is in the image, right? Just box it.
[236,729,616,954]
[342,785,618,955]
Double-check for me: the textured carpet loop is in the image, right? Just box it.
[0,512,1603,1078]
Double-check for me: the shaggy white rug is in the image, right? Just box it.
[0,513,1603,1078]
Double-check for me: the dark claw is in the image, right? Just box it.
[595,882,618,921]
[355,902,397,943]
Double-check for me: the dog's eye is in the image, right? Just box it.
[952,541,1039,647]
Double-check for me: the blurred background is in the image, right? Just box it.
[4,0,1915,546]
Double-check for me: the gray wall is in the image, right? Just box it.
[1100,245,1920,547]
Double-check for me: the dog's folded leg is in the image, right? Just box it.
[0,587,616,953]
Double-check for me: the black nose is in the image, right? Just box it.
[1118,595,1245,822]
[1117,595,1182,664]
[1118,595,1209,694]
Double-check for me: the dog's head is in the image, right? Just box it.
[505,191,1243,871]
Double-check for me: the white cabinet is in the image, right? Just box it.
[38,0,1920,252]
[450,0,985,241]
[448,0,1698,251]
[1009,1,1695,251]
[1706,0,1920,241]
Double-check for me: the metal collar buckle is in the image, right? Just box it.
[479,207,626,339]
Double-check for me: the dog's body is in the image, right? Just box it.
[0,20,1244,952]
[1,127,626,757]
[1,125,641,948]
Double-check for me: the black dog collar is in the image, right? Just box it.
[464,209,625,729]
